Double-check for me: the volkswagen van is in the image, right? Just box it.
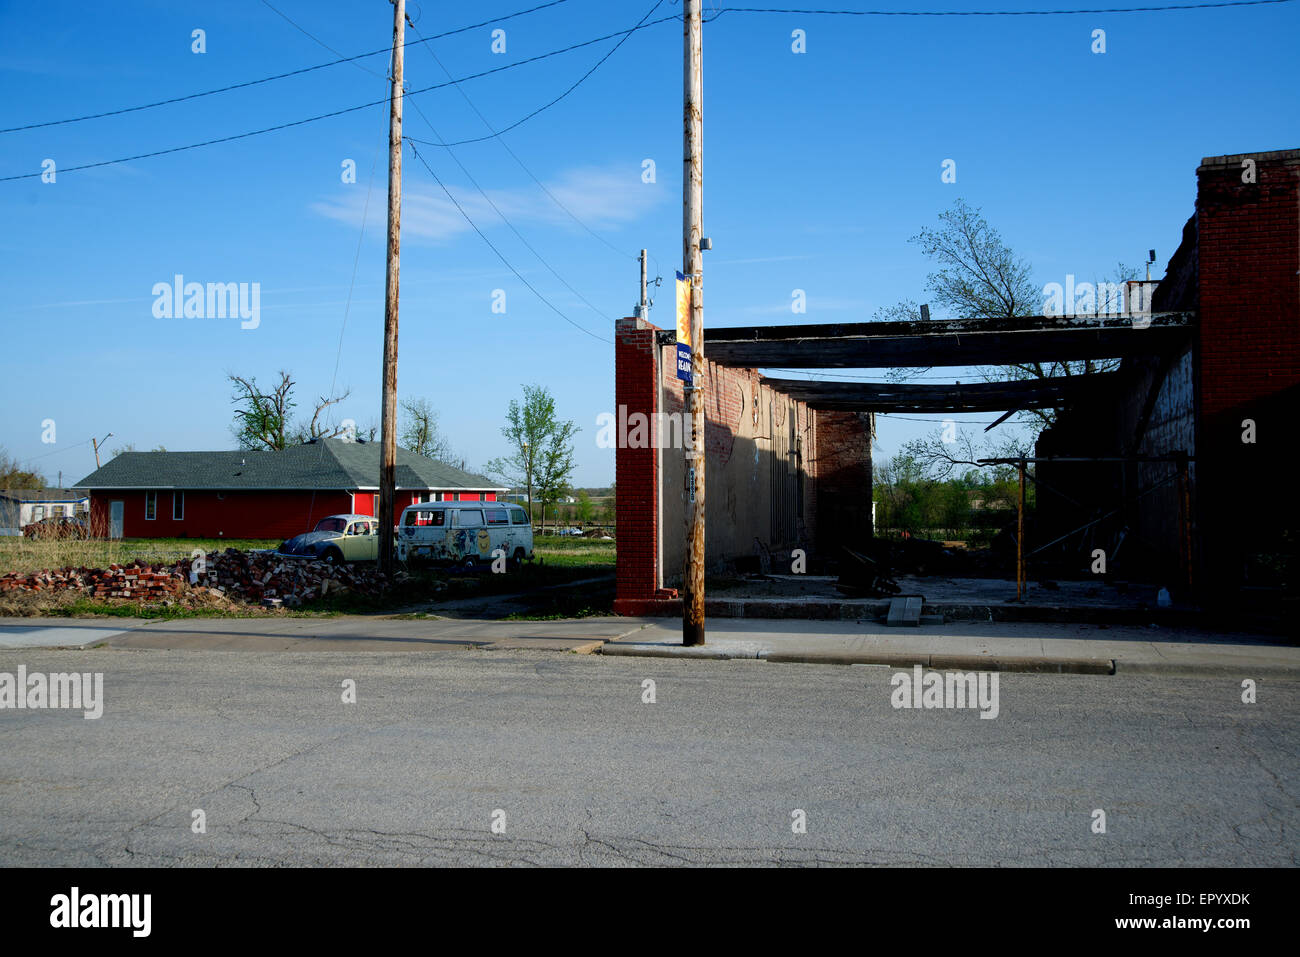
[397,501,534,567]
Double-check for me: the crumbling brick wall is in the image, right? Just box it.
[613,317,872,611]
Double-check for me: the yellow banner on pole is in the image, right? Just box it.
[675,271,691,347]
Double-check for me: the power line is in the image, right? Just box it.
[408,20,651,270]
[405,98,616,325]
[708,0,1291,16]
[0,15,681,183]
[4,0,1282,138]
[407,0,669,148]
[407,141,612,344]
[0,0,574,135]
[263,0,624,330]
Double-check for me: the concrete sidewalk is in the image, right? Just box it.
[599,618,1300,676]
[0,615,649,654]
[2,614,1295,677]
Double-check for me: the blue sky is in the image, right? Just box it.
[2,0,1297,489]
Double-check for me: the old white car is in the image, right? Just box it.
[277,514,383,564]
[397,502,533,568]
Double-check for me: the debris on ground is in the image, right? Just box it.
[0,548,404,611]
[835,546,901,598]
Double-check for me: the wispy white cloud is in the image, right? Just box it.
[311,164,665,241]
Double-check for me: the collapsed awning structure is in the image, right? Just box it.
[703,312,1194,368]
[702,312,1195,414]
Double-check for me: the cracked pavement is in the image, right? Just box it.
[1,646,1296,866]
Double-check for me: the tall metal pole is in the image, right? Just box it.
[639,249,648,318]
[682,0,705,645]
[378,0,404,576]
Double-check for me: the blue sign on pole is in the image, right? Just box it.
[676,343,692,383]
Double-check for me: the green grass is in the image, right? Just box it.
[0,537,279,577]
[0,534,616,621]
[531,535,615,567]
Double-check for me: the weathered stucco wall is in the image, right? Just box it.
[614,316,873,610]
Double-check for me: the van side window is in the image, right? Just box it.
[510,508,528,525]
[454,509,484,527]
[405,510,445,526]
[485,508,509,525]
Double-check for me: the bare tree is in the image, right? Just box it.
[230,371,354,449]
[900,426,1030,481]
[229,371,295,451]
[400,397,455,461]
[883,200,1135,434]
[289,387,353,444]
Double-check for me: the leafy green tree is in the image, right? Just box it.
[485,385,578,528]
[0,448,44,489]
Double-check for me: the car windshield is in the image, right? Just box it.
[314,518,348,533]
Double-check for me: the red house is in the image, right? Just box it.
[74,438,506,540]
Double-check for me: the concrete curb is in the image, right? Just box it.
[598,642,1300,676]
[599,643,1116,674]
[1113,660,1300,678]
[599,642,763,660]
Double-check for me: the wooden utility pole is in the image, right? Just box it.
[682,0,705,645]
[92,433,112,469]
[377,0,404,576]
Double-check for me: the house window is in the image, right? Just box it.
[173,492,184,521]
[145,492,156,521]
[32,506,45,522]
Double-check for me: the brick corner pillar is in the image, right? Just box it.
[812,409,875,556]
[613,316,664,615]
[1196,148,1300,420]
[1194,148,1300,592]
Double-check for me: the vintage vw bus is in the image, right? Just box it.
[397,501,534,567]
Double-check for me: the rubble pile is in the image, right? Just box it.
[0,549,400,609]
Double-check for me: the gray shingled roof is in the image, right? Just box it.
[0,488,89,503]
[74,439,503,492]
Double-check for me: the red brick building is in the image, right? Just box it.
[1036,148,1300,596]
[613,316,874,615]
[75,438,504,540]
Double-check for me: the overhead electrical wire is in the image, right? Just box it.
[0,15,682,182]
[3,0,1285,180]
[406,0,669,148]
[708,0,1290,16]
[407,20,656,273]
[261,0,624,341]
[408,141,612,344]
[0,0,575,134]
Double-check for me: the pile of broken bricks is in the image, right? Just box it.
[0,548,402,609]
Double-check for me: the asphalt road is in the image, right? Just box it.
[1,647,1295,866]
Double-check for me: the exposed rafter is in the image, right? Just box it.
[704,312,1195,369]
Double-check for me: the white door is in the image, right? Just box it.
[109,501,124,539]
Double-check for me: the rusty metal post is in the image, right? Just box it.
[1177,454,1193,593]
[1016,459,1025,601]
[681,0,705,645]
[377,0,404,576]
